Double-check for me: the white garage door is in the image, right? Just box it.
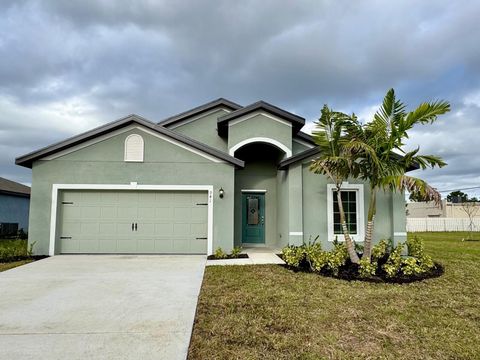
[57,190,208,254]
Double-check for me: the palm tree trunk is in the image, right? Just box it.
[363,189,376,261]
[337,189,360,264]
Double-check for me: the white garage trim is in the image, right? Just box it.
[229,137,292,158]
[49,184,214,256]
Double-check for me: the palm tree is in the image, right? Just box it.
[356,89,450,260]
[310,105,363,264]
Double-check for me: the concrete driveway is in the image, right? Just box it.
[0,255,206,360]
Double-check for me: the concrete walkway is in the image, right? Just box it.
[206,247,285,266]
[0,255,206,360]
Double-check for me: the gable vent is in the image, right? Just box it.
[124,134,144,162]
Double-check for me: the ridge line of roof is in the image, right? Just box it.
[158,98,242,126]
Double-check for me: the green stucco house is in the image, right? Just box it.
[16,99,407,256]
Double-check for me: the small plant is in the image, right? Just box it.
[282,245,306,267]
[230,246,243,258]
[27,241,37,257]
[383,243,404,278]
[359,258,377,278]
[372,239,390,261]
[214,247,228,259]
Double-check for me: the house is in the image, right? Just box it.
[0,177,30,236]
[16,99,407,255]
[407,200,480,218]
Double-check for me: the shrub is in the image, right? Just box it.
[383,243,404,278]
[214,247,228,259]
[230,246,243,258]
[359,258,377,278]
[372,239,390,261]
[282,245,306,268]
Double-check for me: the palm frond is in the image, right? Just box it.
[380,175,441,204]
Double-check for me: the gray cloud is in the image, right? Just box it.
[0,0,479,197]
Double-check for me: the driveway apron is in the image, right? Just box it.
[0,255,206,360]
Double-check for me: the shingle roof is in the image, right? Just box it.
[0,177,30,197]
[158,98,242,127]
[15,114,245,169]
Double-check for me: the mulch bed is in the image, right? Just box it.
[207,254,249,260]
[278,254,444,284]
[0,255,49,263]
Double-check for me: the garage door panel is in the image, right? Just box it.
[100,207,117,219]
[58,190,208,254]
[62,206,81,219]
[137,239,155,252]
[137,207,156,219]
[155,223,173,236]
[174,207,191,221]
[81,206,101,219]
[98,240,117,252]
[173,223,191,236]
[155,207,173,221]
[154,239,174,252]
[78,240,99,252]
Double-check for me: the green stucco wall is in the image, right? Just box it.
[301,163,406,250]
[292,139,311,155]
[28,127,235,255]
[168,109,230,152]
[228,114,292,157]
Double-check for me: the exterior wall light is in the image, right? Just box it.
[219,187,225,198]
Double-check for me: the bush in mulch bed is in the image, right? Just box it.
[0,255,49,263]
[281,237,444,284]
[207,246,249,260]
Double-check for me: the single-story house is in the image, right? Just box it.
[0,177,30,236]
[16,99,406,256]
[407,200,480,218]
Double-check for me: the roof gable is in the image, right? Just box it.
[217,100,305,136]
[158,98,242,128]
[16,114,244,168]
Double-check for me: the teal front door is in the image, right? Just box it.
[242,193,265,244]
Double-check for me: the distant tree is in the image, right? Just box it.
[447,191,468,203]
[458,194,480,241]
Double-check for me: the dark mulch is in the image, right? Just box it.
[207,253,249,260]
[278,254,444,284]
[1,255,49,263]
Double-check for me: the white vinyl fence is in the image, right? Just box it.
[407,218,480,232]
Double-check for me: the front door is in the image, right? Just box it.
[242,193,265,244]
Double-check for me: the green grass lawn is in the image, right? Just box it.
[0,239,34,272]
[188,232,480,360]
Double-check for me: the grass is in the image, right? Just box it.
[0,238,34,272]
[188,232,480,360]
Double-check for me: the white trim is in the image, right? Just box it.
[327,183,365,243]
[293,138,315,149]
[289,231,303,236]
[394,232,407,237]
[229,137,292,158]
[124,133,144,162]
[42,125,224,164]
[241,189,267,193]
[227,111,292,128]
[167,107,232,129]
[49,184,214,256]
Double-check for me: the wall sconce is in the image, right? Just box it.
[219,187,225,198]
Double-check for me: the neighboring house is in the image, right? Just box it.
[407,200,480,218]
[16,98,407,256]
[0,177,30,236]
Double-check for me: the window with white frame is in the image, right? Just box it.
[327,183,365,242]
[124,134,144,162]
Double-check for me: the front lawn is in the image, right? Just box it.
[0,239,34,272]
[188,232,480,359]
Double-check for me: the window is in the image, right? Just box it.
[333,190,357,234]
[327,183,364,242]
[124,134,144,162]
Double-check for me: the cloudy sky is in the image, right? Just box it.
[1,0,479,198]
